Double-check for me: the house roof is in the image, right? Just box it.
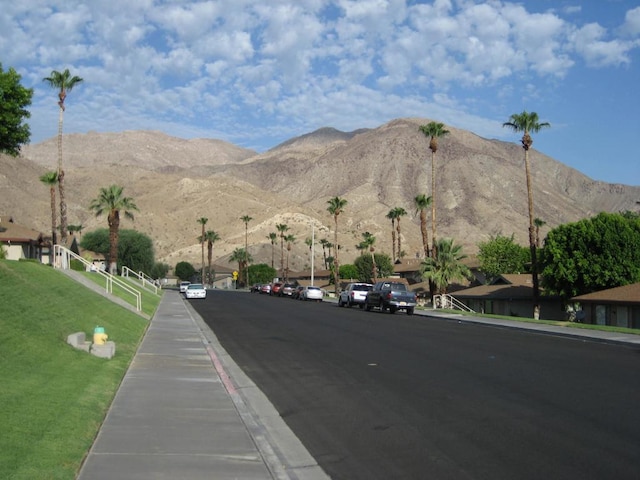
[572,283,640,305]
[0,216,45,243]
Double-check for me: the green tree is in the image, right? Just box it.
[414,194,432,258]
[354,252,394,283]
[43,68,83,246]
[150,262,170,280]
[385,209,398,262]
[534,217,546,249]
[419,121,450,258]
[276,223,289,277]
[0,64,32,156]
[392,207,407,261]
[248,263,277,285]
[477,234,530,282]
[88,185,138,274]
[339,263,360,282]
[80,228,154,273]
[357,231,378,282]
[320,238,330,269]
[503,110,550,319]
[39,171,58,247]
[230,247,253,287]
[197,217,208,283]
[420,238,471,295]
[267,232,277,269]
[175,261,196,281]
[284,234,296,281]
[327,196,347,292]
[540,212,640,299]
[201,230,220,286]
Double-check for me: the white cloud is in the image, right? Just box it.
[619,6,640,37]
[570,23,634,67]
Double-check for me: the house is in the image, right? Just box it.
[0,216,48,262]
[452,274,566,321]
[572,283,640,329]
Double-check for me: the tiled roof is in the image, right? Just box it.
[0,216,44,242]
[572,283,640,305]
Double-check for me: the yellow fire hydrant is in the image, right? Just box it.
[93,326,108,345]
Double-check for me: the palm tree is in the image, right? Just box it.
[42,69,83,246]
[203,230,220,287]
[229,248,252,287]
[39,171,58,247]
[276,223,289,278]
[420,238,471,295]
[284,234,296,281]
[327,196,347,293]
[267,232,277,268]
[197,217,208,282]
[385,209,397,263]
[358,231,378,283]
[419,121,450,258]
[319,238,329,269]
[393,207,407,262]
[503,111,550,320]
[414,194,432,258]
[89,185,138,274]
[241,215,253,284]
[534,217,546,249]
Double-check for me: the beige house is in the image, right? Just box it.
[0,216,48,262]
[572,283,640,329]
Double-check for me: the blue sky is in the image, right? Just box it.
[2,0,639,185]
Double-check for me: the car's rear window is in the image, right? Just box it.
[353,285,372,291]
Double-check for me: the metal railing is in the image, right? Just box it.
[53,245,142,312]
[121,266,159,295]
[433,294,475,313]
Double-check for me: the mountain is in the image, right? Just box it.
[3,118,639,273]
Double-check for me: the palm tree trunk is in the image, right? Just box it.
[108,213,119,274]
[57,106,68,246]
[50,186,57,247]
[334,218,340,293]
[420,210,429,258]
[390,220,396,263]
[396,220,402,261]
[524,150,541,319]
[431,150,437,258]
[207,244,213,287]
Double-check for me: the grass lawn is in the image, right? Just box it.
[0,260,155,479]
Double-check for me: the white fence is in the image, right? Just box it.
[433,294,475,313]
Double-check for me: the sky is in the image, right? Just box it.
[2,0,640,185]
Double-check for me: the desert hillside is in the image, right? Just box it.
[3,118,639,272]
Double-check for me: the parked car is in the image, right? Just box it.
[279,283,296,297]
[338,282,373,308]
[300,286,323,302]
[251,283,262,293]
[260,284,272,295]
[179,281,191,293]
[271,282,283,296]
[364,281,417,315]
[185,283,206,299]
[291,285,305,299]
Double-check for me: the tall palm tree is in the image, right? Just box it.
[393,207,407,262]
[89,185,138,274]
[503,111,550,320]
[284,234,296,281]
[229,248,252,287]
[203,230,220,287]
[420,238,471,295]
[39,171,58,247]
[241,215,253,284]
[42,69,83,246]
[197,217,208,282]
[414,194,432,258]
[267,232,277,269]
[385,209,397,263]
[419,121,450,258]
[276,223,289,278]
[327,196,347,293]
[358,231,378,283]
[534,217,546,249]
[319,238,329,269]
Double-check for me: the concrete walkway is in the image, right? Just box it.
[77,290,329,480]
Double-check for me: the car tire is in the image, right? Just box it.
[407,307,414,315]
[338,298,344,307]
[359,303,364,309]
[389,305,397,314]
[365,301,372,312]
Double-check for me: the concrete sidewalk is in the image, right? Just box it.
[77,290,329,480]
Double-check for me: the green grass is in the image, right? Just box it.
[0,260,155,479]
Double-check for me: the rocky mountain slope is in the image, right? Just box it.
[3,118,638,272]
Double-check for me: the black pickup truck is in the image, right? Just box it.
[364,281,417,315]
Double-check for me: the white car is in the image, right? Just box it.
[301,286,323,301]
[179,281,191,293]
[185,283,206,299]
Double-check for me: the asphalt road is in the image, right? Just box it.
[192,290,640,480]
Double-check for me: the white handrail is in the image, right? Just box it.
[433,294,475,313]
[54,245,142,311]
[121,266,159,295]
